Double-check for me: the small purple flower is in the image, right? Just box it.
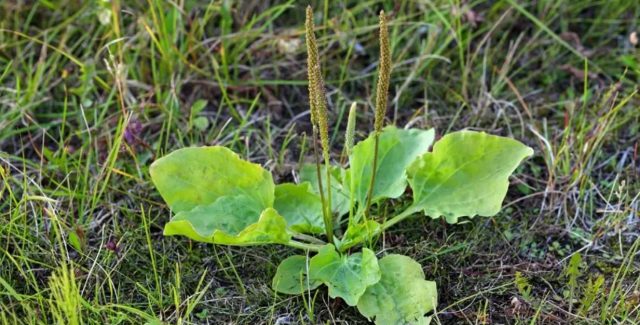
[124,119,143,145]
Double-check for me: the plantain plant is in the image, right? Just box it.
[149,7,533,324]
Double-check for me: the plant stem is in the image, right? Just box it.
[338,206,418,252]
[364,132,380,217]
[380,205,419,232]
[293,233,326,245]
[305,6,333,242]
[286,240,323,252]
[324,155,333,241]
[364,11,391,220]
[312,127,333,241]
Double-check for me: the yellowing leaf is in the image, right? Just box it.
[164,205,290,245]
[357,254,437,325]
[213,208,290,245]
[407,131,533,223]
[151,147,287,245]
[150,146,274,213]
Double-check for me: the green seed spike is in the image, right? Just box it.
[305,6,333,241]
[364,10,392,217]
[345,102,357,156]
[305,8,330,162]
[305,6,319,128]
[374,10,391,133]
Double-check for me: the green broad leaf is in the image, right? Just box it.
[357,254,437,325]
[190,99,208,115]
[150,146,274,213]
[336,220,381,251]
[164,199,290,245]
[346,126,435,206]
[193,116,209,131]
[189,100,209,131]
[407,131,533,223]
[212,208,289,245]
[299,164,350,216]
[274,183,324,234]
[272,255,322,294]
[309,245,380,306]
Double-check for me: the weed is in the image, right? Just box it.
[149,7,532,324]
[1,0,638,323]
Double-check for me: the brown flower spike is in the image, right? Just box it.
[365,10,392,216]
[375,10,391,133]
[305,6,330,161]
[305,6,333,240]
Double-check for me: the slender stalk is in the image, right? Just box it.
[381,205,419,231]
[286,240,323,252]
[293,233,327,245]
[323,157,333,241]
[312,127,332,240]
[364,11,391,217]
[339,205,419,252]
[364,134,380,218]
[306,6,333,241]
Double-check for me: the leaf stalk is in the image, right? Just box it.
[286,240,323,252]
